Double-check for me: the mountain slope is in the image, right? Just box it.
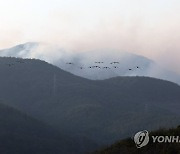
[0,101,91,154]
[0,57,180,147]
[93,125,180,154]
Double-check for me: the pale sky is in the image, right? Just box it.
[0,0,180,72]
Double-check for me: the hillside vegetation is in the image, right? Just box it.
[0,101,87,154]
[0,57,180,151]
[93,125,180,154]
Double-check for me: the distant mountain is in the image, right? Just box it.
[0,42,38,57]
[0,57,180,149]
[0,42,180,84]
[93,125,180,154]
[0,101,95,154]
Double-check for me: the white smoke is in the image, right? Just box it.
[0,42,180,84]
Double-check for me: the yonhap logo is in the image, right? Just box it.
[134,130,149,148]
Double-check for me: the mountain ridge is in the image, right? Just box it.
[1,42,180,84]
[0,57,180,147]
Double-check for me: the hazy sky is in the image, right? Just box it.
[0,0,180,72]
